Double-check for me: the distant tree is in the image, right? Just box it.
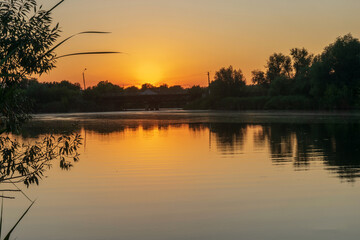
[187,34,360,110]
[26,79,82,112]
[168,85,185,94]
[266,53,292,82]
[141,83,155,91]
[320,34,360,87]
[210,66,246,98]
[188,85,203,100]
[268,76,292,96]
[124,86,139,95]
[158,84,169,94]
[58,80,82,91]
[251,70,268,86]
[310,34,360,108]
[91,81,123,95]
[290,48,313,78]
[289,48,314,95]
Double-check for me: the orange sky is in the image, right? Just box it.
[38,0,360,87]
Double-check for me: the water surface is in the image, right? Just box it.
[3,111,360,240]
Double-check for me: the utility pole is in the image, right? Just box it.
[208,71,211,95]
[82,68,87,90]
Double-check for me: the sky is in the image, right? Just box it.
[38,0,360,87]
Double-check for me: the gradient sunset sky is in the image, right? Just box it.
[38,0,360,87]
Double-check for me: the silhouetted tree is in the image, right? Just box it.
[124,86,140,95]
[266,53,292,82]
[168,85,185,94]
[0,0,61,131]
[88,81,123,96]
[158,84,169,94]
[310,34,360,108]
[290,48,313,78]
[26,79,82,112]
[0,0,81,186]
[210,66,246,98]
[188,85,204,101]
[288,48,314,95]
[141,83,155,91]
[251,70,268,86]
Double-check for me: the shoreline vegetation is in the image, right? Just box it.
[23,34,360,113]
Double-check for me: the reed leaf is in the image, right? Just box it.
[44,31,111,56]
[47,0,65,13]
[55,51,122,59]
[3,201,35,240]
[0,196,3,239]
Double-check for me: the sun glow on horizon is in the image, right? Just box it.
[135,63,164,85]
[37,0,360,87]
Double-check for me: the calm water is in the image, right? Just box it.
[3,111,360,240]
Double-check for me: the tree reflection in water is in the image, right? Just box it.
[208,122,360,182]
[21,118,360,183]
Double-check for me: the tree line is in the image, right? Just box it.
[18,34,360,112]
[189,34,360,110]
[22,79,204,112]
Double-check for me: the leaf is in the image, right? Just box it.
[0,48,18,67]
[55,51,123,59]
[44,31,112,56]
[47,0,65,13]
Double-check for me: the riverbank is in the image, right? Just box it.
[30,110,360,125]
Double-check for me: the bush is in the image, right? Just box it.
[184,98,213,110]
[213,97,269,110]
[264,95,314,110]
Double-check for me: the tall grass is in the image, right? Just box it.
[0,199,35,240]
[0,184,35,240]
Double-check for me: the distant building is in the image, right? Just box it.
[140,89,158,96]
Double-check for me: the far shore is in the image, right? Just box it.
[29,110,360,124]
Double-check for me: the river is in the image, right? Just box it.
[3,110,360,240]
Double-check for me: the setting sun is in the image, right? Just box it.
[136,63,163,85]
